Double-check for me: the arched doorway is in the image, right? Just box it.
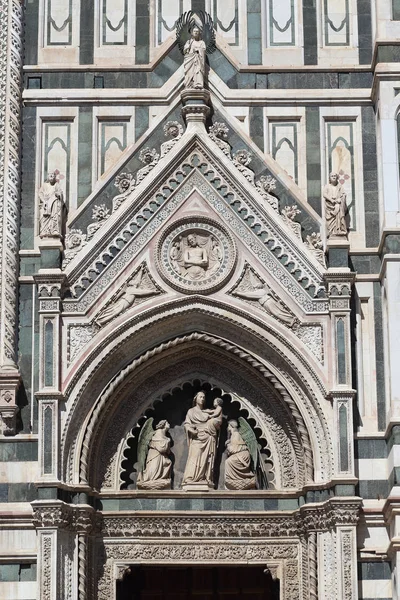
[117,565,280,599]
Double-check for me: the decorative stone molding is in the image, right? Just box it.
[97,540,300,600]
[63,229,87,267]
[112,172,136,212]
[32,500,101,533]
[209,121,231,157]
[232,149,255,184]
[156,217,236,294]
[281,205,302,240]
[100,499,360,539]
[255,175,279,212]
[160,121,184,158]
[305,232,326,268]
[0,372,20,435]
[87,204,110,240]
[181,89,211,125]
[137,147,160,184]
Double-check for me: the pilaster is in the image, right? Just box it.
[34,270,66,483]
[32,500,99,600]
[325,266,357,481]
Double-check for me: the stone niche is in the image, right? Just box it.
[119,381,275,491]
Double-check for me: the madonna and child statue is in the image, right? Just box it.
[136,389,263,491]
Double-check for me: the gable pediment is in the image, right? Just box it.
[62,129,328,320]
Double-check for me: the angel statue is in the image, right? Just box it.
[224,419,258,490]
[95,267,156,327]
[176,11,216,90]
[137,419,172,490]
[233,267,296,327]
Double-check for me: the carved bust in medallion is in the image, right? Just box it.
[156,218,236,294]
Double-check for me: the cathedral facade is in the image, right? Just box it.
[0,1,399,598]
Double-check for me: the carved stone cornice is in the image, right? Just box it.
[31,500,102,534]
[100,497,361,539]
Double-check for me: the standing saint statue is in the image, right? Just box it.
[38,171,66,239]
[323,172,348,237]
[183,26,206,89]
[137,419,172,490]
[182,392,223,488]
[176,11,216,90]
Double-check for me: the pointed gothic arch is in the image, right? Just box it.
[60,299,333,494]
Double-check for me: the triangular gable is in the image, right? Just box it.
[62,130,328,317]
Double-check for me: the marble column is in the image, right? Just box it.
[0,0,24,433]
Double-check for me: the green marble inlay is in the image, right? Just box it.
[44,320,54,388]
[393,0,400,20]
[43,406,53,474]
[247,0,262,65]
[339,403,349,471]
[337,319,346,384]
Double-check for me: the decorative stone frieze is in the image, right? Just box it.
[100,499,361,539]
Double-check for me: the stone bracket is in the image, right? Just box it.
[0,371,21,435]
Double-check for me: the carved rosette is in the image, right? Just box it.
[156,218,236,294]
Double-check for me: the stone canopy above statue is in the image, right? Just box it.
[121,383,274,492]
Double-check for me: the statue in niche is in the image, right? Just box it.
[137,419,172,490]
[182,393,223,488]
[169,233,222,280]
[96,266,157,326]
[232,266,296,327]
[225,419,257,490]
[176,11,216,90]
[323,172,348,238]
[38,171,66,239]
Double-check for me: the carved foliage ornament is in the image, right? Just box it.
[156,218,236,294]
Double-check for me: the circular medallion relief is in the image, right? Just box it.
[156,218,236,294]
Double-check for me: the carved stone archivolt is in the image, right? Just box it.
[156,218,236,294]
[61,302,332,489]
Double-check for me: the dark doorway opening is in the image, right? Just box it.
[117,565,280,599]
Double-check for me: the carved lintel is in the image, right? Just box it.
[0,372,21,435]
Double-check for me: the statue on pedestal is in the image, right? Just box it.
[38,171,66,239]
[176,11,216,91]
[323,172,348,237]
